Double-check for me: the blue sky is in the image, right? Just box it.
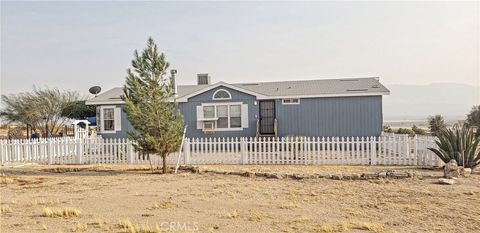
[1,1,479,96]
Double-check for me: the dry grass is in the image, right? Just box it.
[0,173,14,184]
[149,199,176,210]
[279,201,299,209]
[91,218,107,228]
[248,212,273,222]
[119,219,162,233]
[315,221,385,233]
[42,207,81,217]
[346,221,385,232]
[225,210,239,219]
[72,223,87,232]
[1,205,12,213]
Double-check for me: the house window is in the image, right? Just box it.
[202,103,242,130]
[212,89,232,100]
[216,105,228,128]
[103,108,115,131]
[230,105,241,128]
[203,106,215,119]
[282,98,300,105]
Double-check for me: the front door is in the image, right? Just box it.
[259,100,275,135]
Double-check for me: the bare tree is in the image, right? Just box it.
[1,87,80,137]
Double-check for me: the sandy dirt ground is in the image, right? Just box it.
[1,164,480,233]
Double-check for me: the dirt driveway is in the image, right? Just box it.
[1,164,479,233]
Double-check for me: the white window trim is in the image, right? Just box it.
[201,102,242,131]
[212,89,232,100]
[100,105,117,134]
[282,98,300,105]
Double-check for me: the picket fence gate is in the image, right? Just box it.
[0,134,441,166]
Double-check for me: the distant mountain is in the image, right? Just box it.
[383,83,479,121]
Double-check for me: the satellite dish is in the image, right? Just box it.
[89,86,102,95]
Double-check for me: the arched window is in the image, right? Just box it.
[212,89,232,100]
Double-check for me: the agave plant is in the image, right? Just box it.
[428,125,480,168]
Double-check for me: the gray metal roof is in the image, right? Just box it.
[86,77,389,105]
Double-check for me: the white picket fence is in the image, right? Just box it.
[0,134,442,166]
[183,134,441,166]
[0,137,181,165]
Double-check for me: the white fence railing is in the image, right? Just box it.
[0,134,442,166]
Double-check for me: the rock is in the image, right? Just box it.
[459,167,472,177]
[378,171,387,178]
[444,160,460,178]
[242,171,254,177]
[361,173,378,179]
[229,171,244,176]
[192,167,200,173]
[407,171,416,178]
[389,171,409,179]
[351,173,361,180]
[292,174,304,180]
[271,173,284,179]
[331,174,343,180]
[438,178,455,185]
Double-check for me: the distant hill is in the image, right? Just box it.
[383,83,479,121]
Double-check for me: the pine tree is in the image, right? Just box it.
[123,37,184,173]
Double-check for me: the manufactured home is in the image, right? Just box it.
[85,74,390,139]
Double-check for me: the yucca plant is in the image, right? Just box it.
[428,125,480,168]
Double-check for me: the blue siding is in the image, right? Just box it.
[275,96,382,137]
[98,89,383,139]
[179,86,258,138]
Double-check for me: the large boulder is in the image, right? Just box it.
[444,160,460,178]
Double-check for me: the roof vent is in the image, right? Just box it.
[371,85,379,88]
[197,74,211,85]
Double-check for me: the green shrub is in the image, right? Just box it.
[396,128,415,137]
[383,125,393,133]
[428,125,480,168]
[412,125,427,135]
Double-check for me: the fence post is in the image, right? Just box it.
[413,135,418,165]
[404,134,410,165]
[77,139,83,164]
[127,140,135,164]
[48,140,53,165]
[0,140,3,164]
[240,137,247,164]
[183,138,190,165]
[370,136,377,165]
